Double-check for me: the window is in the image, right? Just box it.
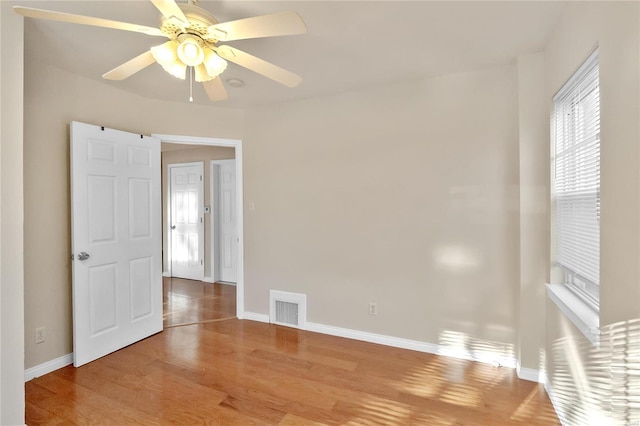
[552,49,600,309]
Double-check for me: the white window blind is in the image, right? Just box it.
[553,49,600,307]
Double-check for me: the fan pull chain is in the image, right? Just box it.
[189,67,194,103]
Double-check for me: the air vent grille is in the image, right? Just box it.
[269,290,307,329]
[275,300,299,326]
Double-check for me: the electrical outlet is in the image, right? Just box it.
[369,302,377,316]
[35,327,46,344]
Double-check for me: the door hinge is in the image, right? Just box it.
[71,254,74,261]
[201,259,203,265]
[200,175,203,181]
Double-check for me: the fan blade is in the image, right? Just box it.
[13,6,165,37]
[203,78,228,102]
[207,11,306,41]
[103,51,156,80]
[215,45,302,88]
[150,0,189,27]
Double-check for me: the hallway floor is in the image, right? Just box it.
[163,277,236,328]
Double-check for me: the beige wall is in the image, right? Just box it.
[1,2,25,424]
[244,65,520,352]
[161,146,235,277]
[516,52,548,372]
[542,1,639,422]
[23,54,244,369]
[16,2,639,423]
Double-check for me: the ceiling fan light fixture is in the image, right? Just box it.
[177,37,204,67]
[151,40,187,78]
[194,64,213,83]
[150,40,179,67]
[167,61,187,80]
[203,48,227,78]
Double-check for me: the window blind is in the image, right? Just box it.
[553,49,600,306]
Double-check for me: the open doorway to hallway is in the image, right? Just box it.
[160,140,240,326]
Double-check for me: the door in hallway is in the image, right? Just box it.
[169,162,204,281]
[218,160,237,283]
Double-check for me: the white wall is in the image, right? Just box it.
[244,65,520,356]
[0,2,25,424]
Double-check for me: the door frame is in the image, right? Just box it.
[210,159,237,284]
[167,161,205,281]
[153,134,245,318]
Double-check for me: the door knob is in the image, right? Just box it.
[78,252,90,261]
[170,225,176,230]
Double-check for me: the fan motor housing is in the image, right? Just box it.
[159,4,219,42]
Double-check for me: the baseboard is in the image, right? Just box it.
[162,271,171,277]
[217,281,237,286]
[543,373,567,426]
[307,321,442,355]
[307,322,517,368]
[203,276,215,283]
[242,311,269,323]
[516,364,544,383]
[25,353,73,382]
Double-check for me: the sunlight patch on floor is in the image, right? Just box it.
[397,361,446,398]
[439,383,481,408]
[347,396,412,424]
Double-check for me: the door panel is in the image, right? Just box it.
[130,257,153,321]
[87,176,116,243]
[219,161,237,283]
[71,121,162,367]
[170,163,204,280]
[129,178,152,239]
[88,263,117,335]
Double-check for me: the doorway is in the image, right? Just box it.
[155,133,245,322]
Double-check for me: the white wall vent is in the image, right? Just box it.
[269,290,306,329]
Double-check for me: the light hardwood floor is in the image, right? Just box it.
[26,282,559,425]
[163,277,236,327]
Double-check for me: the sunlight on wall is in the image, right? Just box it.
[438,330,516,367]
[434,245,481,270]
[550,318,640,425]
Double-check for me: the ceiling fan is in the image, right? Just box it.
[14,0,307,102]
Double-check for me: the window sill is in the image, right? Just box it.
[546,283,600,347]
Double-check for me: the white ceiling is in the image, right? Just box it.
[21,0,567,109]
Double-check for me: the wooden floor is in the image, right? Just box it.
[163,277,236,327]
[25,317,559,425]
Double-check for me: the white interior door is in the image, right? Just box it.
[219,161,237,283]
[170,162,204,280]
[70,121,162,367]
